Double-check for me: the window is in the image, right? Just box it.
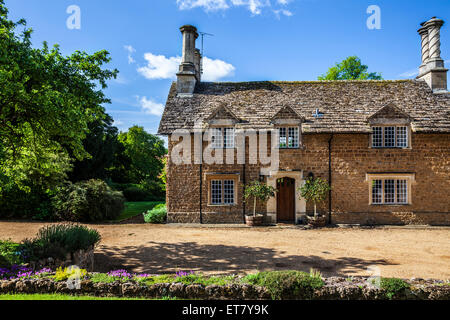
[211,128,235,149]
[371,126,409,148]
[279,127,299,148]
[209,179,236,205]
[369,178,409,205]
[211,180,222,204]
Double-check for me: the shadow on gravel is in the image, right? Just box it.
[94,241,396,277]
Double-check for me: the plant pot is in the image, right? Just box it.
[245,214,264,226]
[306,215,327,228]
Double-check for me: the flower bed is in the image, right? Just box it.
[0,269,449,300]
[0,224,100,272]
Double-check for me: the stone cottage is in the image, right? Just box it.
[158,19,450,225]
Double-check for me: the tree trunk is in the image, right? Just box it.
[314,202,318,218]
[253,197,257,217]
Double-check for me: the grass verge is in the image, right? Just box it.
[115,201,165,221]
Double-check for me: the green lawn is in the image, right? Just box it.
[0,294,178,300]
[115,201,165,221]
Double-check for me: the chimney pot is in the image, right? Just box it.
[176,25,200,97]
[417,17,447,92]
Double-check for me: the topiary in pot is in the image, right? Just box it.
[243,181,276,226]
[298,177,331,227]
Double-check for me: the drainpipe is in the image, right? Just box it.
[242,163,246,223]
[199,163,203,224]
[328,134,334,225]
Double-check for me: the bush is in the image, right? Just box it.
[143,204,167,223]
[0,240,22,267]
[0,185,55,220]
[21,224,101,261]
[109,181,165,202]
[54,266,88,282]
[242,270,324,300]
[122,186,149,202]
[53,179,125,222]
[380,278,410,299]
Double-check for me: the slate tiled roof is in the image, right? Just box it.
[158,80,450,135]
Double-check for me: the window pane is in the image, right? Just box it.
[223,180,235,204]
[211,128,223,148]
[384,179,395,203]
[279,128,287,148]
[224,128,235,148]
[372,180,383,204]
[384,127,396,147]
[288,127,299,148]
[211,180,222,204]
[396,127,408,147]
[397,180,408,204]
[372,127,383,147]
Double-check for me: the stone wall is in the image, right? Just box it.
[1,277,449,300]
[166,133,449,225]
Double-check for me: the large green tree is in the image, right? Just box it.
[113,126,167,184]
[318,56,383,80]
[0,0,118,193]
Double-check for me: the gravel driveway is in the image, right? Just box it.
[1,222,449,279]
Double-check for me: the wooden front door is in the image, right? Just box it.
[276,177,295,222]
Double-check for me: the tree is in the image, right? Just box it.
[114,126,167,184]
[69,114,121,182]
[0,0,118,193]
[298,177,331,218]
[244,181,277,217]
[318,56,383,80]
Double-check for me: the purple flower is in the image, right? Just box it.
[175,270,195,278]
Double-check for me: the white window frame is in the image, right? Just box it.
[278,126,299,149]
[366,174,414,205]
[206,174,239,206]
[371,126,410,148]
[210,127,235,149]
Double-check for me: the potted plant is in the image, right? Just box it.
[298,177,331,228]
[243,181,276,226]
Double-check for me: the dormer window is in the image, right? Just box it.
[211,127,235,149]
[279,127,299,148]
[371,126,409,148]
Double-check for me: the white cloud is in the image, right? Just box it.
[273,9,292,19]
[399,68,419,78]
[124,45,136,64]
[177,0,229,11]
[137,53,180,80]
[139,96,165,116]
[277,0,291,5]
[202,56,236,81]
[137,53,235,81]
[177,0,276,15]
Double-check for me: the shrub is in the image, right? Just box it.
[176,273,235,286]
[21,224,101,261]
[143,204,167,223]
[122,186,149,201]
[54,266,87,282]
[53,179,125,222]
[0,240,22,267]
[0,185,55,220]
[380,278,410,299]
[139,179,165,201]
[242,270,324,300]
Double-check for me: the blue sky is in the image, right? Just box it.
[5,0,450,136]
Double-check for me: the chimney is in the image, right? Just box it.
[417,17,448,92]
[194,48,202,83]
[176,25,200,97]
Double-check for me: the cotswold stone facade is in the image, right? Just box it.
[159,21,450,226]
